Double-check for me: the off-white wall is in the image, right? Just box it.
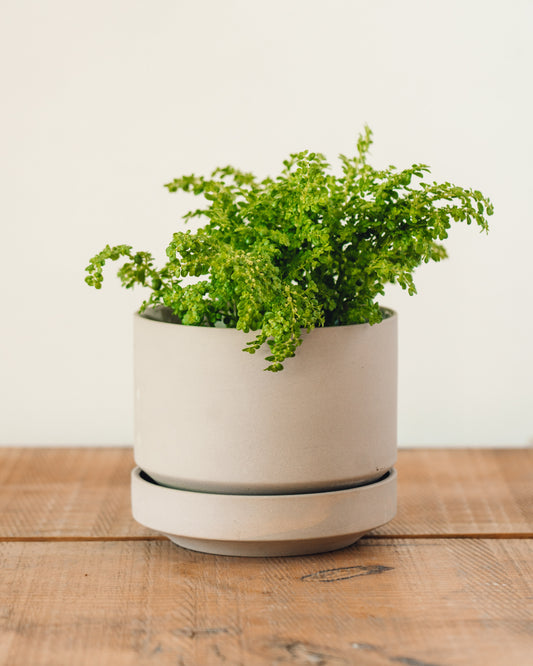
[1,0,532,446]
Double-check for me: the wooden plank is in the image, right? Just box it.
[376,448,533,537]
[1,538,532,666]
[0,448,531,539]
[0,447,150,538]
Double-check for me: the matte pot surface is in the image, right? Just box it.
[133,309,398,495]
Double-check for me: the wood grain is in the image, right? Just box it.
[0,447,531,539]
[0,447,150,538]
[1,538,532,666]
[0,448,532,666]
[377,448,533,537]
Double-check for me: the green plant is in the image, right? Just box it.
[85,126,493,371]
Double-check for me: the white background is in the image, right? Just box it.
[1,0,532,447]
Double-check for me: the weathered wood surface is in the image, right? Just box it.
[1,538,532,666]
[0,448,532,665]
[380,448,533,537]
[0,447,531,538]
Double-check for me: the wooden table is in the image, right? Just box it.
[0,448,532,666]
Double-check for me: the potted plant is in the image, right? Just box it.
[85,126,493,556]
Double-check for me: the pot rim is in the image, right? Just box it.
[136,305,397,331]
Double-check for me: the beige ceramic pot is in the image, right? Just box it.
[131,307,398,556]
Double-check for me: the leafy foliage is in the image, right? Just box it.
[85,126,493,371]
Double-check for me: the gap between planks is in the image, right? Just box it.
[1,533,532,543]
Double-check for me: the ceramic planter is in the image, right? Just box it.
[131,307,398,556]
